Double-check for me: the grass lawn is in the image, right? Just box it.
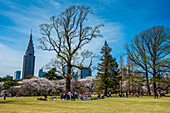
[0,96,170,113]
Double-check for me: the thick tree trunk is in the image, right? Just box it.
[145,72,151,95]
[153,66,157,97]
[153,55,157,97]
[66,64,72,91]
[66,77,71,91]
[105,86,108,96]
[153,75,157,97]
[128,65,131,95]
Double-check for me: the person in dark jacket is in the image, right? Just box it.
[4,91,7,100]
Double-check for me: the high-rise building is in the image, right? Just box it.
[80,68,92,79]
[38,69,45,77]
[14,71,21,80]
[73,68,92,79]
[22,30,35,79]
[64,65,92,79]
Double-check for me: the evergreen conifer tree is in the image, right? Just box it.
[96,41,119,96]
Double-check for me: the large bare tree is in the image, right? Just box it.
[38,5,103,91]
[125,26,170,96]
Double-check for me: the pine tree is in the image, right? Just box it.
[43,68,63,80]
[96,41,119,96]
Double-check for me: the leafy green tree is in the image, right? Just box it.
[38,5,103,91]
[43,68,63,80]
[96,41,119,96]
[3,81,18,90]
[0,76,13,82]
[25,75,34,79]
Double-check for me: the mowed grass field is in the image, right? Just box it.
[0,96,170,113]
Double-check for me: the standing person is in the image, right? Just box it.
[79,93,82,100]
[69,92,71,100]
[63,92,66,100]
[9,93,12,98]
[60,92,64,99]
[126,91,128,98]
[67,92,69,100]
[4,91,7,100]
[74,91,77,100]
[109,92,111,97]
[65,92,68,100]
[72,92,75,101]
[97,93,101,99]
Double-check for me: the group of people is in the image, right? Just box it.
[38,91,106,101]
[119,91,129,98]
[37,91,113,101]
[60,91,94,101]
[97,93,105,99]
[59,91,112,101]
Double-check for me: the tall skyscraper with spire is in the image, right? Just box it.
[22,30,35,79]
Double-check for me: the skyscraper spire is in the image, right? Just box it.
[22,30,35,79]
[30,29,32,41]
[25,30,34,55]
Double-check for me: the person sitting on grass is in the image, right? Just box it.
[97,93,101,99]
[88,92,91,97]
[60,92,64,99]
[101,95,105,99]
[44,93,48,99]
[74,91,77,100]
[71,92,75,101]
[123,93,125,97]
[154,93,159,98]
[82,93,85,98]
[78,93,81,100]
[137,91,140,97]
[107,92,111,97]
[160,93,165,97]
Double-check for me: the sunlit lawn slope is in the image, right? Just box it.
[0,96,170,113]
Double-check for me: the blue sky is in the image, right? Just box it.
[0,0,170,77]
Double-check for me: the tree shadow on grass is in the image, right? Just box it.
[0,100,34,105]
[109,96,120,98]
[0,100,30,104]
[0,100,17,103]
